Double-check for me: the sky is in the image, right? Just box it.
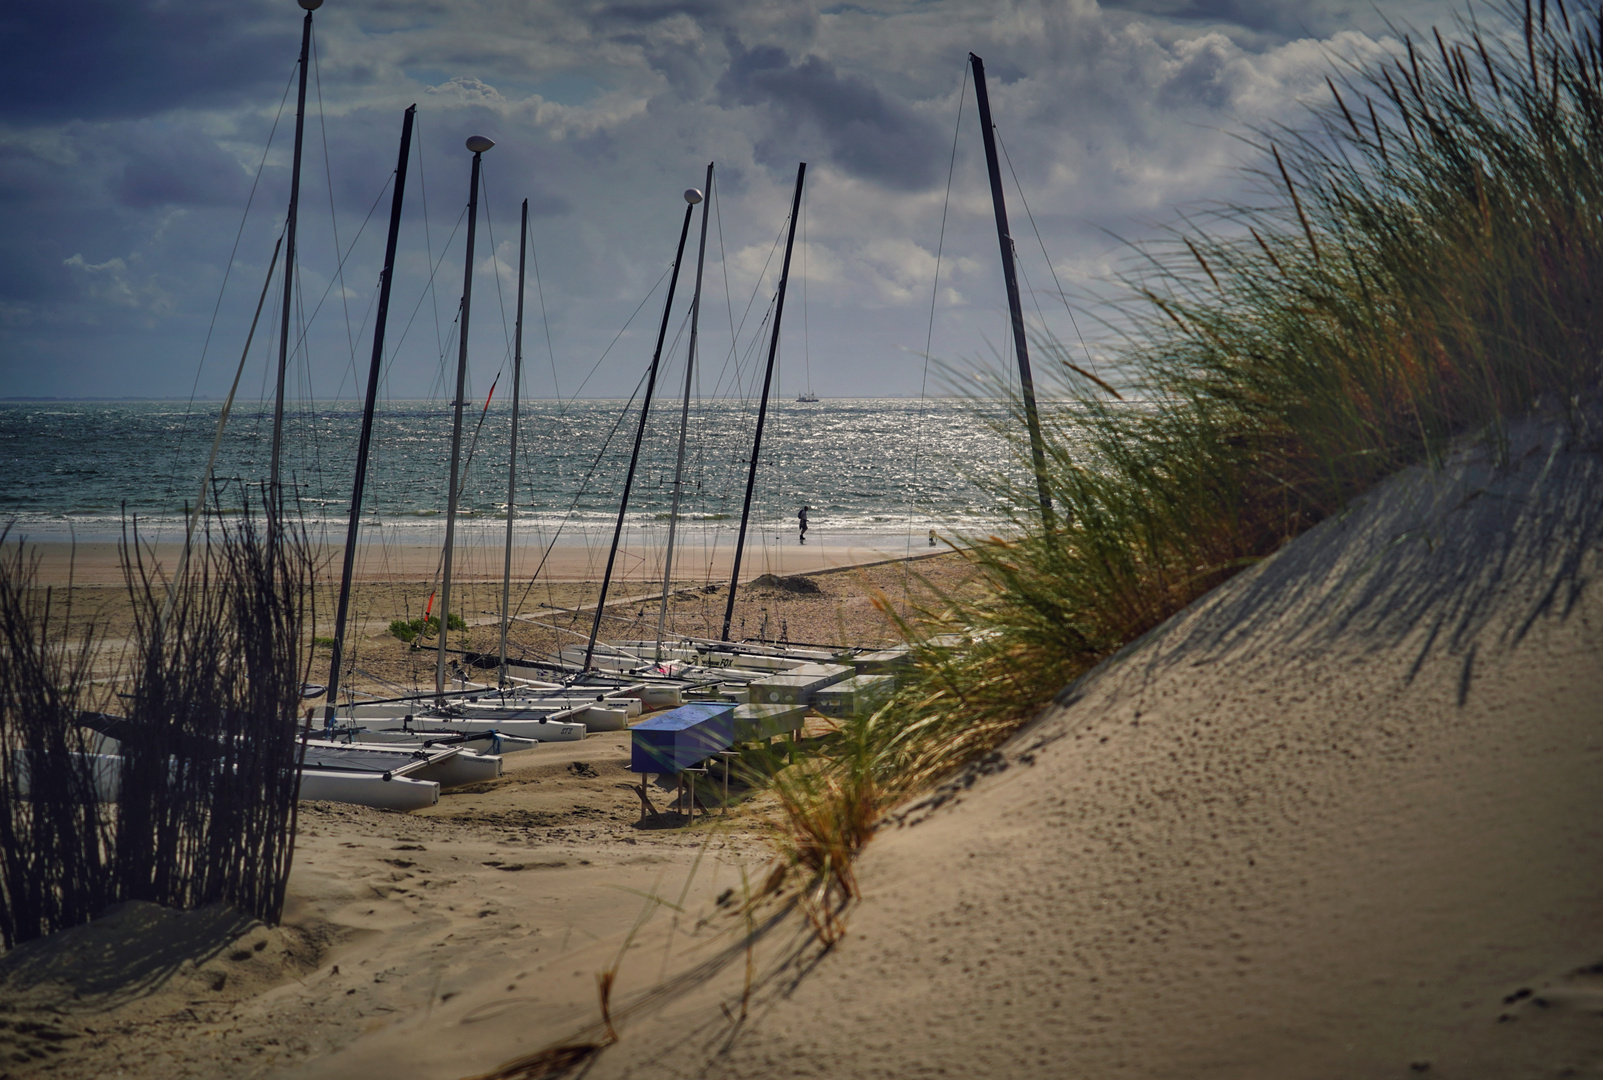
[0,0,1456,402]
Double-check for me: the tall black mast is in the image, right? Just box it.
[269,0,322,512]
[721,162,806,642]
[436,134,495,702]
[323,104,415,727]
[582,189,700,671]
[498,199,530,684]
[970,53,1054,531]
[655,164,713,658]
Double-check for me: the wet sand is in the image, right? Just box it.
[21,532,939,587]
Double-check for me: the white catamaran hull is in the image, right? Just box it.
[408,747,502,787]
[297,769,440,811]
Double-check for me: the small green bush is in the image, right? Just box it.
[387,613,466,643]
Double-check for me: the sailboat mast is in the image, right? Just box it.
[499,199,530,685]
[582,190,700,671]
[324,104,416,727]
[269,0,322,511]
[437,134,495,702]
[655,164,713,659]
[969,53,1054,531]
[721,162,806,642]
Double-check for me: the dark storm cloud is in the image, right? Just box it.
[113,123,254,209]
[0,0,296,125]
[0,236,77,303]
[717,43,945,190]
[0,142,63,206]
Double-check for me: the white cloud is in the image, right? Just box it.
[2,0,1461,397]
[425,75,507,105]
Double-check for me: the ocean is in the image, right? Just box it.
[0,398,1022,549]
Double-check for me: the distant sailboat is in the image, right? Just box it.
[796,391,819,403]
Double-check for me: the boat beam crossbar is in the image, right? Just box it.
[721,162,807,642]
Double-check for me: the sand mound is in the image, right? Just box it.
[559,402,1603,1078]
[0,900,335,1077]
[749,573,824,595]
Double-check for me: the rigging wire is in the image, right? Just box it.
[385,204,468,393]
[281,174,393,396]
[456,163,511,524]
[413,116,447,364]
[527,217,560,402]
[712,168,737,392]
[707,202,787,402]
[478,165,516,375]
[801,182,812,396]
[995,124,1115,395]
[162,59,299,536]
[905,60,969,568]
[311,32,356,369]
[558,266,673,403]
[510,367,652,626]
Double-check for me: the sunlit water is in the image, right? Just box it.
[0,398,1031,550]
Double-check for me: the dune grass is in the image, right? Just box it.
[770,0,1603,921]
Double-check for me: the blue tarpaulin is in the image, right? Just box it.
[630,701,735,773]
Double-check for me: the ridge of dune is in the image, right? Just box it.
[560,401,1603,1079]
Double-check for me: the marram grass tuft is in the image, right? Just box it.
[768,0,1603,935]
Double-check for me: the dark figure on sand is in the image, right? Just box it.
[798,505,809,544]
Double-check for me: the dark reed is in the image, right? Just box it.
[0,488,313,951]
[0,536,114,949]
[116,486,312,924]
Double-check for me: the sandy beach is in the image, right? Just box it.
[11,536,964,705]
[1,401,1599,1080]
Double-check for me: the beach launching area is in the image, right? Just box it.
[4,0,1603,1075]
[1,391,1598,1080]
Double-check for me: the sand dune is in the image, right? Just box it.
[542,403,1603,1078]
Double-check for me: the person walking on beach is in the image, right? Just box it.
[798,505,809,545]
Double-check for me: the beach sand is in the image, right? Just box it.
[2,400,1600,1080]
[12,534,965,701]
[0,543,973,1080]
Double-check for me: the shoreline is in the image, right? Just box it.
[11,531,955,588]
